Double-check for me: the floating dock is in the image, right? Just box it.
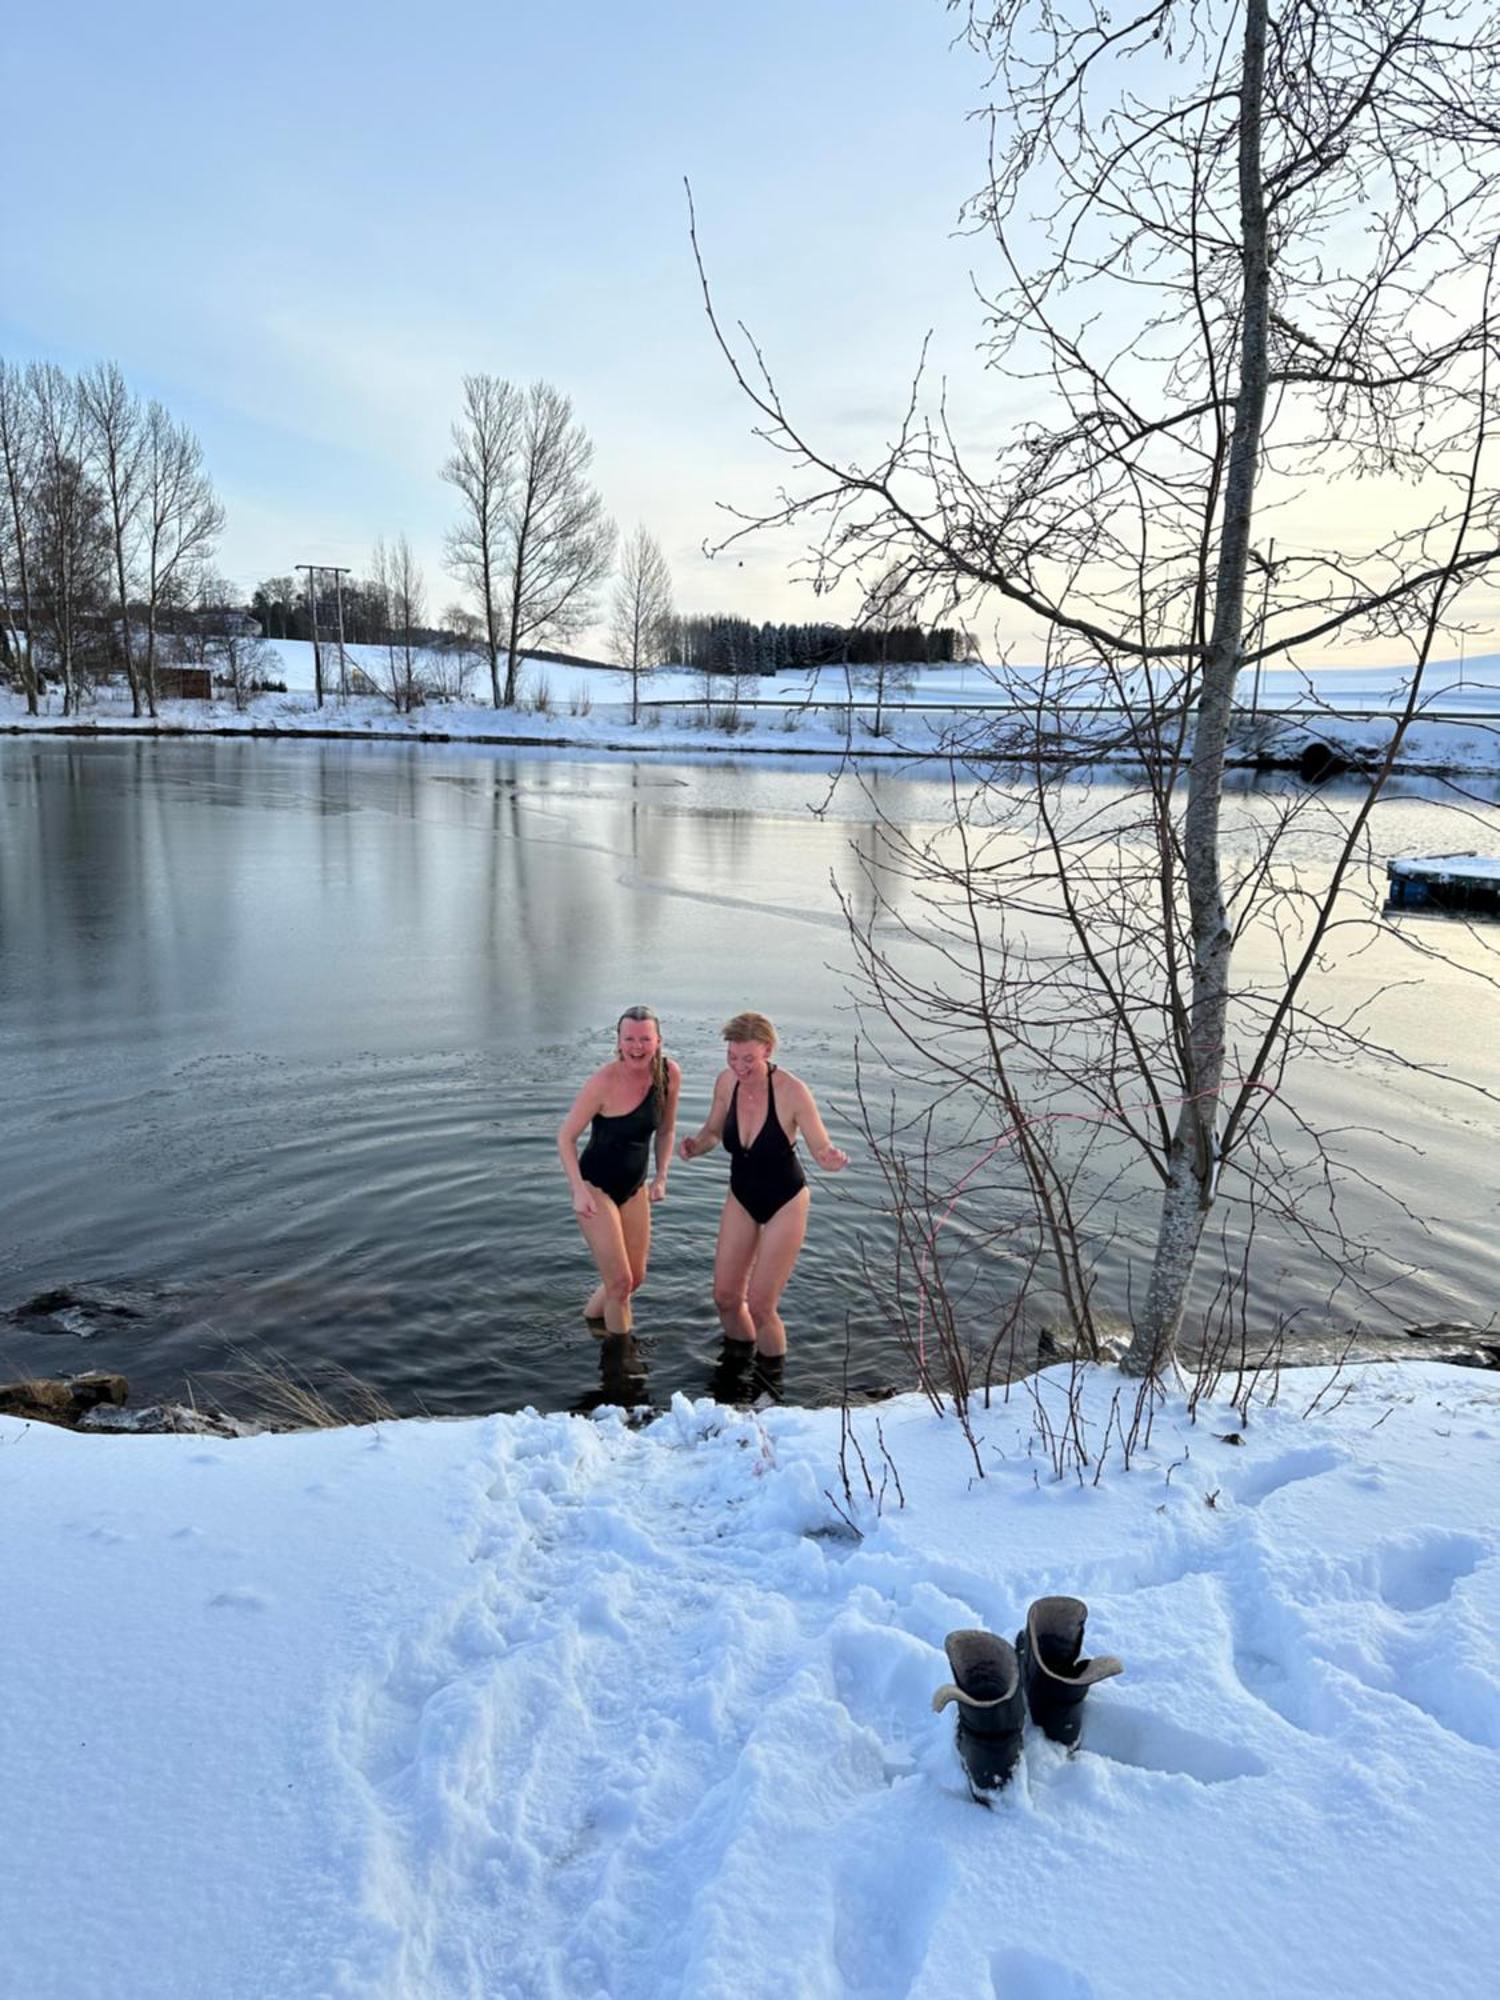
[1386,852,1500,914]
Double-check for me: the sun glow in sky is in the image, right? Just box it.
[8,0,1497,664]
[5,0,994,642]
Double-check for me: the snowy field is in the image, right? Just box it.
[3,1363,1497,2000]
[5,644,1500,775]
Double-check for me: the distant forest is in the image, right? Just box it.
[673,614,965,675]
[249,578,964,673]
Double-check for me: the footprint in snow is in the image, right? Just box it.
[1371,1530,1486,1615]
[1337,1531,1497,1750]
[833,1836,954,2000]
[1080,1701,1267,1784]
[990,1944,1097,1998]
[1232,1443,1346,1508]
[1227,1531,1495,1747]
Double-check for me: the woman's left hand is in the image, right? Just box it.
[817,1144,850,1172]
[650,1176,668,1203]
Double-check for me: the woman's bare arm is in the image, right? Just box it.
[679,1070,732,1160]
[652,1060,682,1197]
[557,1071,607,1212]
[787,1074,849,1172]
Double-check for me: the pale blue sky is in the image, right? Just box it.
[6,0,996,638]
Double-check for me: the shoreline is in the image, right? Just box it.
[7,1320,1495,1439]
[5,708,1499,780]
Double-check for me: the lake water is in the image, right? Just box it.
[2,737,1497,1418]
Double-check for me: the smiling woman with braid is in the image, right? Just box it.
[557,1006,681,1335]
[677,1011,848,1358]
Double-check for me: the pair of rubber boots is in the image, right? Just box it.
[932,1596,1123,1796]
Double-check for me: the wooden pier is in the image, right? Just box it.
[1386,852,1500,914]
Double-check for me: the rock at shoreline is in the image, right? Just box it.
[1037,1316,1133,1366]
[0,1372,262,1435]
[0,1372,129,1422]
[1402,1322,1500,1370]
[76,1403,263,1438]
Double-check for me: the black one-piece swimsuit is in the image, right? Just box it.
[579,1083,659,1206]
[725,1066,807,1225]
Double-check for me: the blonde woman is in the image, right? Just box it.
[558,1006,681,1334]
[678,1011,848,1356]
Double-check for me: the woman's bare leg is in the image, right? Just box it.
[576,1196,636,1334]
[619,1186,652,1293]
[583,1187,650,1320]
[712,1196,761,1344]
[744,1189,810,1357]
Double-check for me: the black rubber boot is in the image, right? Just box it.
[1016,1596,1123,1748]
[932,1629,1026,1797]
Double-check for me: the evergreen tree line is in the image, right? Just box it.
[674,614,962,677]
[247,582,964,678]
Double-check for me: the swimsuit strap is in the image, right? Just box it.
[596,1079,657,1126]
[728,1066,785,1153]
[759,1067,785,1146]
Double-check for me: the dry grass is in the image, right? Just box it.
[523,671,555,716]
[196,1349,400,1431]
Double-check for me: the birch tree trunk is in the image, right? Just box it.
[0,361,40,715]
[1121,0,1272,1375]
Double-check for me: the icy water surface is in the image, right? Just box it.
[1,736,1497,1415]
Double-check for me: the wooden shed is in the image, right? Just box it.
[155,667,213,702]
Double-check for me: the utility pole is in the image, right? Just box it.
[296,563,324,708]
[325,565,352,697]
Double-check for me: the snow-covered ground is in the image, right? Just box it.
[5,644,1499,774]
[4,1363,1496,1999]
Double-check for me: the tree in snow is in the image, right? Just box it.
[610,525,675,723]
[27,363,109,716]
[443,373,520,709]
[139,401,223,717]
[0,359,42,713]
[444,376,614,709]
[78,361,148,716]
[855,563,921,736]
[498,382,615,708]
[371,534,428,714]
[698,0,1500,1379]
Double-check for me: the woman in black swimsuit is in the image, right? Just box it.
[558,1006,681,1334]
[678,1011,848,1357]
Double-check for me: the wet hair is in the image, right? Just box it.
[616,1005,668,1115]
[720,1010,777,1053]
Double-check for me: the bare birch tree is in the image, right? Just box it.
[856,563,919,737]
[140,402,224,715]
[610,525,675,722]
[79,361,147,715]
[0,360,41,713]
[500,382,614,707]
[697,0,1500,1378]
[28,363,106,716]
[442,373,519,709]
[185,570,272,711]
[371,534,427,713]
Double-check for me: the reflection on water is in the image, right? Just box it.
[1,736,1497,1415]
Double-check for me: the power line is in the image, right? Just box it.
[295,563,352,706]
